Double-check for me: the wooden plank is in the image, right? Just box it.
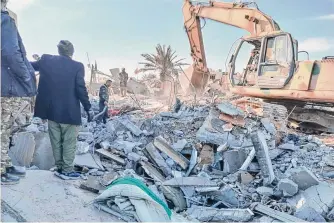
[96,149,125,165]
[153,136,189,170]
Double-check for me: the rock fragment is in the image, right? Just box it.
[277,178,298,197]
[286,166,319,190]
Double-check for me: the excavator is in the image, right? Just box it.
[183,0,334,133]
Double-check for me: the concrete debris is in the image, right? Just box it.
[286,166,319,190]
[251,203,306,222]
[96,149,125,165]
[327,207,334,221]
[251,131,275,186]
[74,153,104,170]
[9,132,36,167]
[294,206,326,222]
[296,183,334,216]
[261,118,277,135]
[172,139,188,151]
[217,102,245,117]
[119,117,143,136]
[223,149,247,174]
[11,96,334,222]
[187,205,253,222]
[256,187,274,196]
[278,142,297,151]
[80,175,105,193]
[277,178,298,197]
[154,136,189,170]
[163,177,218,187]
[145,143,171,177]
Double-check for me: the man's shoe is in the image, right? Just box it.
[1,173,20,185]
[62,172,80,178]
[6,166,26,178]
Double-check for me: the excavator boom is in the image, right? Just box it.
[183,0,280,90]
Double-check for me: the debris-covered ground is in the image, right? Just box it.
[6,93,334,222]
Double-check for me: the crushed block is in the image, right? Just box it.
[145,143,171,177]
[278,179,298,197]
[256,187,274,196]
[187,205,253,222]
[251,131,275,185]
[154,136,189,170]
[286,166,319,190]
[223,149,247,174]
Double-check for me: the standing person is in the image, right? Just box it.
[98,79,112,124]
[1,0,37,185]
[119,67,128,97]
[31,40,94,179]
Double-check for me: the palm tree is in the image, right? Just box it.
[139,44,188,81]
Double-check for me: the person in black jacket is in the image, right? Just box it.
[1,0,37,185]
[98,80,112,124]
[31,40,94,179]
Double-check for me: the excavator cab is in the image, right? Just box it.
[229,33,296,89]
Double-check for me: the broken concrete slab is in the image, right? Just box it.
[278,143,297,151]
[217,102,245,116]
[252,203,306,222]
[327,207,334,221]
[74,152,104,170]
[286,166,319,190]
[196,110,229,145]
[96,149,125,165]
[163,177,218,187]
[251,131,275,186]
[9,132,35,167]
[277,178,298,197]
[187,205,253,222]
[261,118,277,135]
[299,183,334,216]
[172,139,188,152]
[240,147,256,171]
[256,186,274,196]
[269,148,284,160]
[148,184,168,207]
[79,175,105,194]
[201,185,239,207]
[185,148,197,176]
[119,117,143,136]
[1,170,118,222]
[294,206,326,222]
[145,143,171,177]
[223,149,247,174]
[154,136,189,170]
[139,160,165,182]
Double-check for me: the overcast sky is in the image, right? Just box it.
[8,0,334,77]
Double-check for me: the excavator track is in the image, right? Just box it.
[230,97,334,134]
[265,100,334,134]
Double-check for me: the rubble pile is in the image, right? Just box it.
[74,100,334,222]
[10,98,334,222]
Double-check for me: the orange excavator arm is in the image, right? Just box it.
[183,0,281,91]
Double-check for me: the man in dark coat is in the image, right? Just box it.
[31,40,93,179]
[1,0,37,185]
[98,79,112,124]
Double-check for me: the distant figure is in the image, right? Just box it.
[119,68,128,97]
[1,0,37,185]
[99,79,112,124]
[31,40,94,180]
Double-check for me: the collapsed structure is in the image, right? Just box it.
[10,93,334,222]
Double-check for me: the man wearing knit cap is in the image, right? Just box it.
[31,40,94,179]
